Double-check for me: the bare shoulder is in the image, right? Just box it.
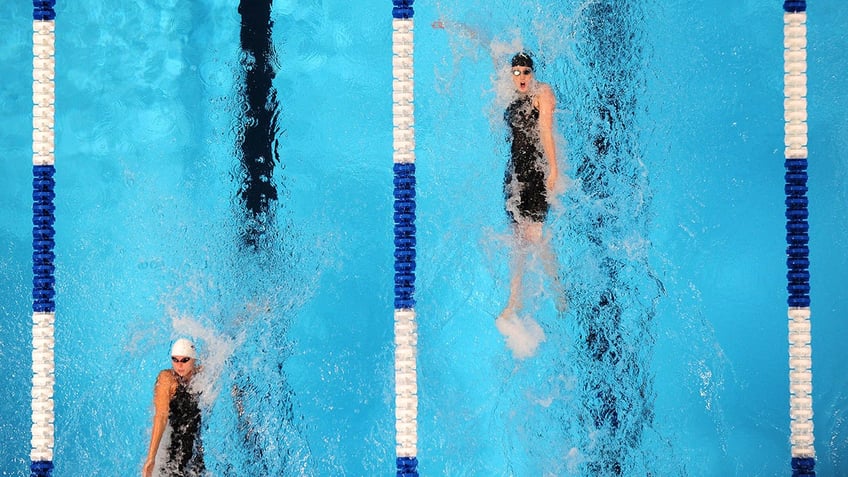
[537,83,556,108]
[155,369,176,386]
[153,369,178,402]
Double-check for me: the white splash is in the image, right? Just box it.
[495,310,546,359]
[170,311,244,409]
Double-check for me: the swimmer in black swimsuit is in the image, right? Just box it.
[143,339,205,477]
[505,90,548,223]
[500,52,563,320]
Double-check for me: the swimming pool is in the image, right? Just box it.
[1,0,847,475]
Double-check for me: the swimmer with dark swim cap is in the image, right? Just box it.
[511,51,534,69]
[509,52,536,95]
[499,50,567,322]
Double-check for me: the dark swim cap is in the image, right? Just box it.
[511,52,534,69]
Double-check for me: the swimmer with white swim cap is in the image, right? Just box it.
[142,338,205,477]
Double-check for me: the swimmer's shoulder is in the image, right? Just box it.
[155,369,178,389]
[535,83,556,107]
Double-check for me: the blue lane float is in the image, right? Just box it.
[393,163,416,309]
[392,0,414,20]
[783,0,806,13]
[32,166,56,311]
[33,0,56,20]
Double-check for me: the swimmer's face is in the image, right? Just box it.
[511,67,533,93]
[171,356,195,378]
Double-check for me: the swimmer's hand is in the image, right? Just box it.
[431,20,445,29]
[142,458,154,477]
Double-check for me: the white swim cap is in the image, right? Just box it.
[170,338,196,358]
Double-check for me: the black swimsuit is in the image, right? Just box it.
[165,377,204,477]
[504,94,549,223]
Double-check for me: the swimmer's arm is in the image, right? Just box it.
[537,85,558,192]
[142,370,174,477]
[431,18,489,45]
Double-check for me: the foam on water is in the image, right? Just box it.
[495,310,546,359]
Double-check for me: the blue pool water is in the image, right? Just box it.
[1,1,847,475]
